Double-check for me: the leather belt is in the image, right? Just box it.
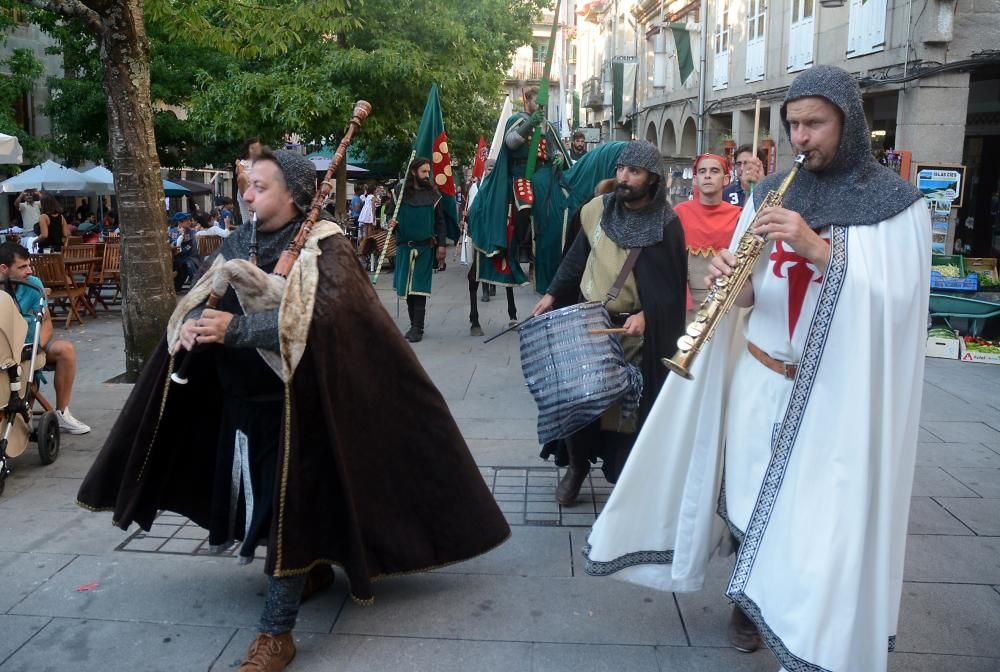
[398,238,435,248]
[747,342,798,380]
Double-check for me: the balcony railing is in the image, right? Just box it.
[509,61,554,81]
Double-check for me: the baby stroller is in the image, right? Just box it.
[0,282,60,496]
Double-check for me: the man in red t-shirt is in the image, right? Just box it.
[674,154,742,319]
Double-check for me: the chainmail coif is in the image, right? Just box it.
[753,65,922,228]
[271,150,318,213]
[600,141,676,248]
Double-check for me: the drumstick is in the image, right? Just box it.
[589,328,628,335]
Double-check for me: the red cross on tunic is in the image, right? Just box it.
[770,240,824,340]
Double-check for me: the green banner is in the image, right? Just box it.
[671,25,694,85]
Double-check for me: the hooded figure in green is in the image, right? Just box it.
[469,91,631,297]
[469,86,570,293]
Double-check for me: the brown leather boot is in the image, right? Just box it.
[239,632,296,671]
[727,604,763,653]
[555,465,589,506]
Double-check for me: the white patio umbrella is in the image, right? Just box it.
[0,133,23,164]
[81,165,116,195]
[0,159,90,193]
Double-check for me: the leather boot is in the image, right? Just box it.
[405,298,416,340]
[238,632,296,671]
[727,604,763,653]
[555,447,590,506]
[407,302,425,342]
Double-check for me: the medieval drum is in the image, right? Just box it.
[519,301,642,445]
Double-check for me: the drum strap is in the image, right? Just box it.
[604,247,641,304]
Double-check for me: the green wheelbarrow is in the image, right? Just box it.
[928,293,1000,338]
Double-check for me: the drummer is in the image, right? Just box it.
[531,141,687,505]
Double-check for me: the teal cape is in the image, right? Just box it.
[469,134,628,293]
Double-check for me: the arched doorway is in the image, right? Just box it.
[680,117,697,157]
[661,119,677,156]
[645,121,658,146]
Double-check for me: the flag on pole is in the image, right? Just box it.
[472,135,487,179]
[669,21,700,87]
[414,82,459,241]
[488,95,513,161]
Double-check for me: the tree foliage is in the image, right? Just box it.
[4,0,545,170]
[0,46,46,162]
[190,0,546,168]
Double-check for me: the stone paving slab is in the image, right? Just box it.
[888,653,1000,672]
[902,536,1000,584]
[0,617,235,672]
[530,641,661,671]
[907,497,975,535]
[895,582,1000,657]
[944,467,1000,497]
[8,554,346,634]
[0,614,49,664]
[655,646,778,671]
[916,442,1000,468]
[911,466,980,497]
[214,632,534,672]
[432,526,573,578]
[333,573,687,646]
[935,496,1000,536]
[0,508,130,555]
[921,421,1000,444]
[0,552,75,614]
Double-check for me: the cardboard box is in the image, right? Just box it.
[959,340,1000,365]
[926,335,960,359]
[965,257,998,283]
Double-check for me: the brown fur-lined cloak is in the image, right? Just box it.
[78,227,510,602]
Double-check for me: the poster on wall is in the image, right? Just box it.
[914,164,966,209]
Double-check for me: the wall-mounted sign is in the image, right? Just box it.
[914,163,965,209]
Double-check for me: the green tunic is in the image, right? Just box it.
[393,199,438,298]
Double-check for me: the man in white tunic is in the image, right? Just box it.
[583,65,929,672]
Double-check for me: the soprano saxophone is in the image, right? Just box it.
[662,153,807,380]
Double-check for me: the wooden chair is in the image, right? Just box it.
[62,244,96,261]
[94,242,122,308]
[64,256,99,317]
[30,253,87,328]
[65,235,84,247]
[197,235,223,259]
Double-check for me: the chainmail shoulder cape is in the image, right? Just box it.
[599,140,676,248]
[219,215,301,267]
[600,193,676,248]
[753,65,922,228]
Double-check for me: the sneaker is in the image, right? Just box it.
[56,408,91,435]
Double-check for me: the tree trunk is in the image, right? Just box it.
[101,1,176,378]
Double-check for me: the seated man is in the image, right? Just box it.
[168,212,199,291]
[0,241,91,434]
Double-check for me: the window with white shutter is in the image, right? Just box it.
[847,0,887,58]
[788,0,815,72]
[745,0,766,82]
[713,0,730,90]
